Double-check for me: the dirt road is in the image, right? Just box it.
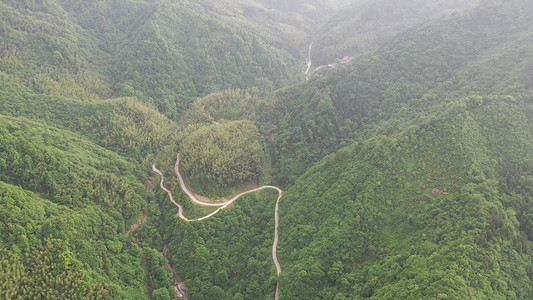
[153,154,283,298]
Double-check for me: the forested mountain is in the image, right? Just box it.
[266,0,533,184]
[271,0,533,298]
[309,0,481,66]
[0,113,160,298]
[277,94,533,298]
[254,0,355,22]
[1,0,328,119]
[1,0,533,299]
[0,0,349,298]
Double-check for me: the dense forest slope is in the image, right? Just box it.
[1,0,533,299]
[0,0,353,298]
[0,83,181,298]
[278,95,533,299]
[310,0,480,66]
[0,0,326,119]
[176,0,533,298]
[270,0,533,298]
[0,115,152,298]
[0,80,178,159]
[266,0,533,184]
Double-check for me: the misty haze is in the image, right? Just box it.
[1,0,532,299]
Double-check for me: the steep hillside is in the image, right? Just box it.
[0,0,108,100]
[277,94,533,299]
[2,0,533,299]
[1,0,344,119]
[167,1,533,298]
[0,1,330,298]
[265,0,533,184]
[0,115,154,298]
[178,120,263,195]
[162,189,281,299]
[0,79,178,159]
[310,0,480,66]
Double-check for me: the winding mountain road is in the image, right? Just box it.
[153,154,283,298]
[305,41,313,80]
[304,40,352,79]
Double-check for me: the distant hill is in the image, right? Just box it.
[266,0,533,184]
[269,0,533,298]
[310,0,480,66]
[254,0,355,22]
[1,0,336,119]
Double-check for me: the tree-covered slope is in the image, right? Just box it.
[0,0,109,101]
[0,0,325,297]
[277,95,533,299]
[161,189,281,299]
[0,62,181,299]
[178,120,263,194]
[2,0,533,299]
[0,184,111,299]
[1,0,343,119]
[311,0,480,66]
[0,78,178,160]
[168,1,533,298]
[266,0,533,184]
[0,115,155,298]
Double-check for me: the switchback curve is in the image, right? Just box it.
[153,154,283,299]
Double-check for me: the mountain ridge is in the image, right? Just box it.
[1,0,533,299]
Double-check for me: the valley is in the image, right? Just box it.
[1,0,533,299]
[153,153,283,298]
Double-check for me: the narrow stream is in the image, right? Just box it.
[163,242,190,300]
